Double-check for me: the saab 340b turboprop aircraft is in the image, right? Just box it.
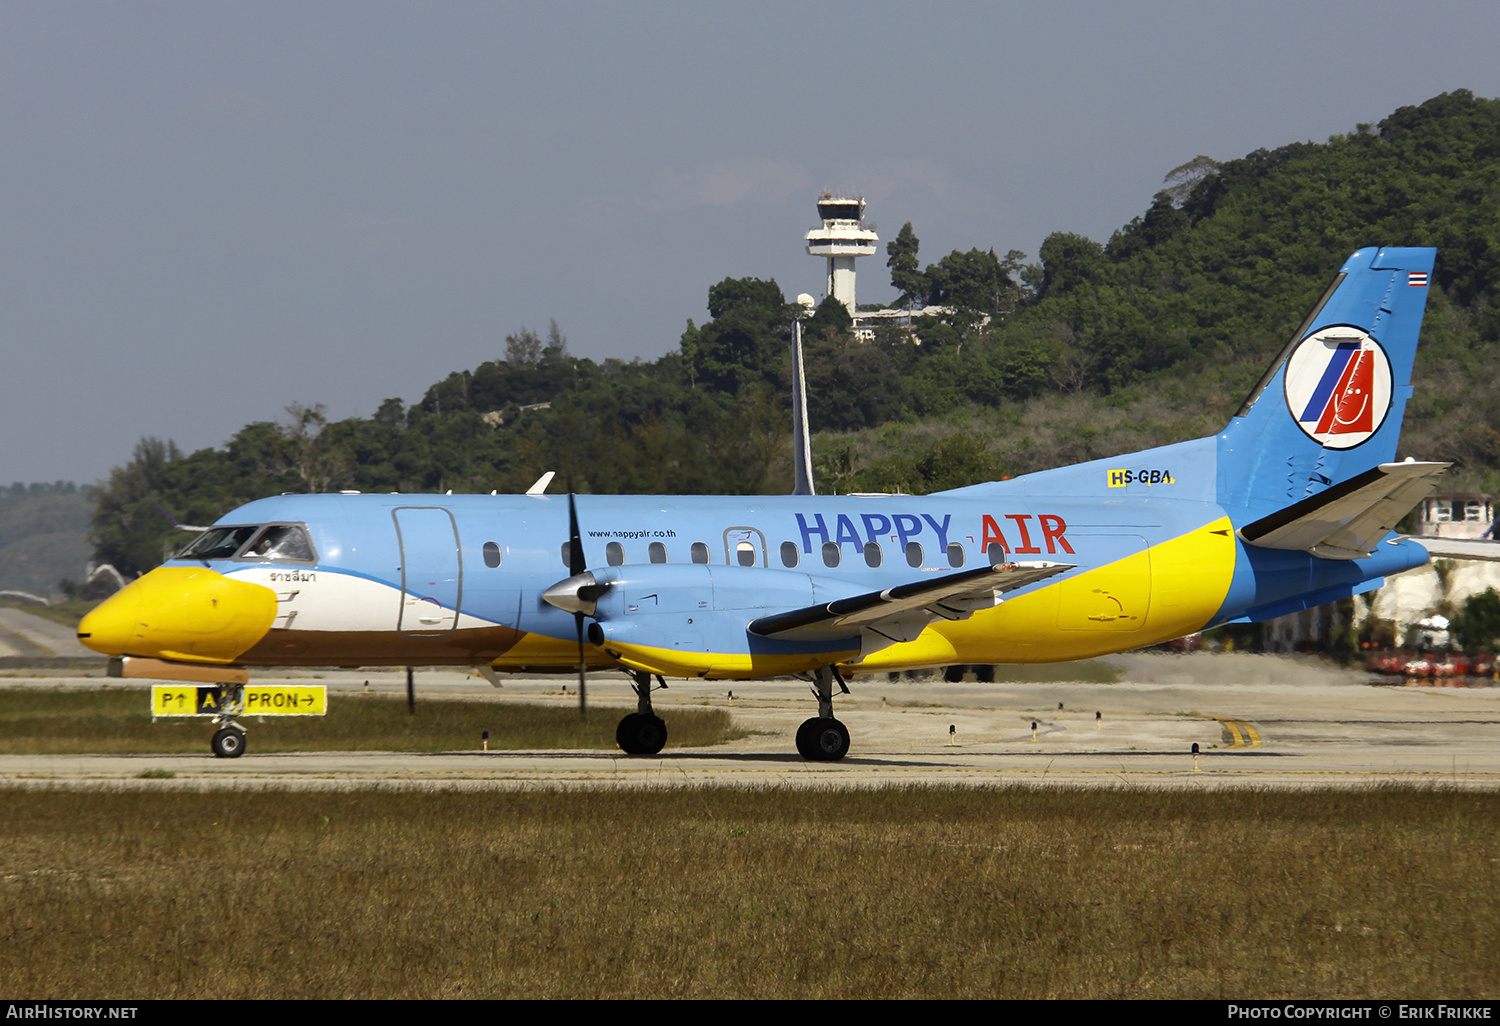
[80,247,1451,760]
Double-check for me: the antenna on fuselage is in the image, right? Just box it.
[792,319,815,496]
[149,498,207,532]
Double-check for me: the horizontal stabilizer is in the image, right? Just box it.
[1240,461,1449,560]
[1407,536,1500,563]
[748,561,1073,644]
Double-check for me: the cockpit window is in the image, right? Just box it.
[240,525,316,563]
[176,523,316,564]
[178,526,259,561]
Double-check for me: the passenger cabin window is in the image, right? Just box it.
[947,543,965,568]
[560,542,572,568]
[483,541,502,568]
[864,542,882,568]
[780,541,799,568]
[736,542,755,567]
[691,542,710,564]
[606,542,625,566]
[985,542,1006,565]
[822,541,841,568]
[649,542,667,564]
[905,542,923,568]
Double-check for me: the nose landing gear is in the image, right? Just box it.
[206,686,248,757]
[211,725,247,758]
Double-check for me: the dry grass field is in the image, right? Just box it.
[1,785,1496,999]
[0,686,745,754]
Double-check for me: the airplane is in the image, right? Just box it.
[79,246,1451,760]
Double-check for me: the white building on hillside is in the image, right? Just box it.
[1417,494,1496,539]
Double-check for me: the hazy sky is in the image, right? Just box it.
[5,1,1499,486]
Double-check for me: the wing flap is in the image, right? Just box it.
[748,561,1073,642]
[1240,461,1449,560]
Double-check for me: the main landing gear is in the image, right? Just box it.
[796,665,851,762]
[616,670,669,755]
[609,665,853,761]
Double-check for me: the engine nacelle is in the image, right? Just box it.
[562,563,861,679]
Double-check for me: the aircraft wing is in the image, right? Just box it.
[748,561,1074,645]
[1239,461,1449,560]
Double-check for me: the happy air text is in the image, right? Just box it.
[795,512,1073,556]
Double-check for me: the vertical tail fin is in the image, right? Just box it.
[1217,246,1436,513]
[791,320,815,496]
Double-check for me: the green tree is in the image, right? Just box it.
[1162,155,1219,205]
[800,328,906,431]
[90,437,186,576]
[283,403,349,494]
[1107,191,1189,259]
[682,277,792,394]
[544,318,569,358]
[915,434,1002,493]
[886,222,927,308]
[1034,233,1104,300]
[1453,588,1500,651]
[706,277,784,320]
[505,327,542,368]
[998,249,1032,307]
[804,295,852,340]
[373,398,406,427]
[925,248,1010,314]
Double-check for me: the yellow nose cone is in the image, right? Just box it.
[77,567,278,664]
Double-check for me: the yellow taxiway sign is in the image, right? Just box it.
[151,685,327,717]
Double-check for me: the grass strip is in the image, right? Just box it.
[0,785,1495,999]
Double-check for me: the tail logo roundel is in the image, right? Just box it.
[1283,327,1393,450]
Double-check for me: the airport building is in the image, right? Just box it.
[1417,493,1496,539]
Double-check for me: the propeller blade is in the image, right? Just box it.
[567,491,586,576]
[575,610,587,721]
[568,491,587,721]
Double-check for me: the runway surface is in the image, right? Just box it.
[3,650,1498,790]
[0,607,97,659]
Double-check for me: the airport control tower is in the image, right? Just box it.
[805,194,878,315]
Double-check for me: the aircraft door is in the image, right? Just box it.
[723,527,768,567]
[394,507,463,636]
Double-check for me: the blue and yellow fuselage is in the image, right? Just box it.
[77,437,1428,680]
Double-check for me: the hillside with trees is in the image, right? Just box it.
[87,90,1500,578]
[0,483,91,596]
